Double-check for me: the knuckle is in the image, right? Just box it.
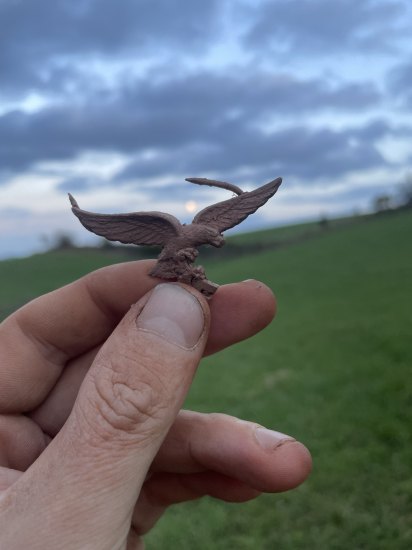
[86,352,170,443]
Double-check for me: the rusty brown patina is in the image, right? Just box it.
[69,176,282,297]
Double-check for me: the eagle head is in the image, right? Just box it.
[185,224,225,248]
[203,226,225,248]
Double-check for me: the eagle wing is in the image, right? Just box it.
[69,194,182,246]
[192,177,282,232]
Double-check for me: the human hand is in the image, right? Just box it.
[0,260,311,549]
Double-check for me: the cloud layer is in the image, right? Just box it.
[0,0,411,257]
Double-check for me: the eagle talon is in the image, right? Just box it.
[176,248,198,262]
[191,266,206,281]
[192,278,220,297]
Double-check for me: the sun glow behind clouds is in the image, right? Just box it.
[185,200,197,213]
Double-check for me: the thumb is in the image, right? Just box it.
[67,282,209,491]
[4,284,209,548]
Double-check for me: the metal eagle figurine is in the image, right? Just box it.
[69,176,282,296]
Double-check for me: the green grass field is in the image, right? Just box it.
[1,210,411,549]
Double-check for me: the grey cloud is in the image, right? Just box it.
[114,118,389,184]
[0,102,199,172]
[191,121,389,180]
[0,70,381,174]
[57,176,105,194]
[57,175,212,203]
[387,60,412,106]
[244,0,407,55]
[0,0,221,96]
[125,71,380,115]
[0,207,32,219]
[51,115,390,194]
[289,183,396,206]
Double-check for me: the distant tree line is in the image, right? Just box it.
[373,172,412,213]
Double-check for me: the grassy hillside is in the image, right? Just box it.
[1,211,411,548]
[0,248,130,319]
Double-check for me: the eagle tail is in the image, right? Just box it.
[185,177,244,196]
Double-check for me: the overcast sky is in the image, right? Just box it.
[1,0,411,258]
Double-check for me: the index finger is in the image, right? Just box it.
[0,260,275,412]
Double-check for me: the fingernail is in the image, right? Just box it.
[242,279,263,289]
[254,427,295,451]
[136,284,205,349]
